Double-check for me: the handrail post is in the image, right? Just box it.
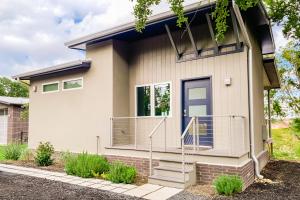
[182,137,185,183]
[110,117,113,147]
[149,137,153,176]
[193,118,196,152]
[135,117,137,149]
[164,117,167,152]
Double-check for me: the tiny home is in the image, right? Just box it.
[0,96,29,145]
[14,1,280,189]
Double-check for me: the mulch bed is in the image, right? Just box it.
[0,171,141,200]
[171,160,300,200]
[228,160,300,200]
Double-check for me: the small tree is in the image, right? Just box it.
[0,77,29,97]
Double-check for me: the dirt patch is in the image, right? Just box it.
[187,185,216,197]
[0,160,65,172]
[0,171,140,200]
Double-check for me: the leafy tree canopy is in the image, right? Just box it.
[275,41,300,114]
[131,0,300,42]
[0,77,29,98]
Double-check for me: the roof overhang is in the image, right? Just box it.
[263,54,281,89]
[65,1,217,50]
[13,60,91,81]
[0,96,29,106]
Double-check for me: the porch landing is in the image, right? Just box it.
[106,145,246,158]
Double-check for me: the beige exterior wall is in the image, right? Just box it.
[29,41,113,153]
[245,21,267,156]
[124,25,250,156]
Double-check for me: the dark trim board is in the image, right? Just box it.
[176,43,244,63]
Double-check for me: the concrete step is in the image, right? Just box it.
[153,166,192,180]
[158,159,195,170]
[148,174,187,189]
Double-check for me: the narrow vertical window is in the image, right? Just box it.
[154,83,171,116]
[137,86,151,116]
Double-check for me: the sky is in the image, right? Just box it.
[0,0,289,77]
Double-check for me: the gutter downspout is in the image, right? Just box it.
[232,0,263,179]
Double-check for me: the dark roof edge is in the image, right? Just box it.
[13,60,91,80]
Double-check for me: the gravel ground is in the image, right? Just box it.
[171,160,300,200]
[0,171,141,200]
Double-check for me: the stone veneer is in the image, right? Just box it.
[7,105,28,144]
[105,153,272,190]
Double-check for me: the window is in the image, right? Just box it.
[154,83,170,116]
[42,82,59,93]
[63,78,83,90]
[137,86,151,116]
[136,82,171,117]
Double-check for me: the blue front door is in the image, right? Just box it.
[182,78,213,147]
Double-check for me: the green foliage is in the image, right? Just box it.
[21,103,29,120]
[64,152,110,178]
[212,0,229,42]
[291,118,300,136]
[131,0,261,42]
[107,162,137,184]
[4,144,25,160]
[213,175,243,196]
[0,77,29,97]
[265,0,300,40]
[20,148,33,161]
[35,142,54,166]
[275,42,300,114]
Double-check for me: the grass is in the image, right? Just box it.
[0,144,28,161]
[272,128,300,160]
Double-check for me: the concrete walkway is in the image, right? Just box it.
[0,164,182,200]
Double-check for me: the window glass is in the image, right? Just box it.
[154,83,171,116]
[137,86,151,116]
[189,88,206,100]
[63,78,83,90]
[43,83,58,92]
[189,105,207,117]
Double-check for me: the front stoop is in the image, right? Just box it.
[148,159,196,189]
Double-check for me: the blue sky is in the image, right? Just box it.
[0,0,288,77]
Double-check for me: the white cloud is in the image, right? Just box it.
[0,0,290,77]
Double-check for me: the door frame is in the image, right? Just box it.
[180,76,213,135]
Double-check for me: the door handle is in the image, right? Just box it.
[183,109,187,117]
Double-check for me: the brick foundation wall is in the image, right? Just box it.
[196,160,255,189]
[7,105,28,144]
[105,155,158,178]
[257,150,270,171]
[106,154,255,189]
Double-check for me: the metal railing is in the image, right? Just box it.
[149,117,167,176]
[180,115,246,182]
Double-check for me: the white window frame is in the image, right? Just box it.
[62,77,83,91]
[42,81,59,94]
[135,81,172,118]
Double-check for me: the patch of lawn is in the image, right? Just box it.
[0,144,28,161]
[272,128,300,160]
[0,145,6,161]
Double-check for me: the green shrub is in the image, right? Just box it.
[213,175,243,196]
[291,118,300,136]
[20,149,33,161]
[35,142,54,166]
[107,162,137,184]
[64,152,110,178]
[4,144,24,160]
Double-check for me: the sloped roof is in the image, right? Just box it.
[0,96,29,105]
[13,60,91,80]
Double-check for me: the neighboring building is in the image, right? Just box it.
[14,1,280,189]
[0,96,29,145]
